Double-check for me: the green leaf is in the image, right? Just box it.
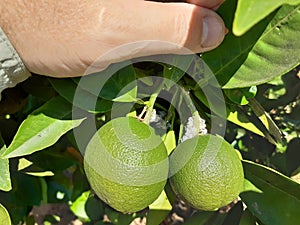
[147,191,172,225]
[85,195,104,221]
[71,167,90,201]
[225,5,300,88]
[242,179,263,194]
[147,210,169,225]
[233,0,300,35]
[0,158,11,191]
[247,98,282,144]
[240,160,300,225]
[104,65,137,102]
[286,138,300,175]
[0,195,26,225]
[192,86,228,118]
[21,76,56,101]
[201,0,274,86]
[162,130,176,155]
[94,222,106,225]
[239,209,257,225]
[104,207,135,225]
[0,135,11,191]
[0,203,11,225]
[227,110,264,137]
[25,144,77,172]
[1,97,84,158]
[70,191,90,221]
[162,54,193,89]
[49,78,113,113]
[183,211,225,225]
[222,201,243,225]
[227,98,283,144]
[75,64,137,102]
[149,190,172,211]
[46,173,71,203]
[183,211,213,225]
[224,87,257,105]
[18,158,54,177]
[164,180,176,206]
[72,194,105,223]
[0,172,43,207]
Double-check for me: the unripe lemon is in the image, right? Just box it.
[84,117,169,213]
[169,134,244,211]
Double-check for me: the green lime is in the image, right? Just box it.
[169,134,244,211]
[84,117,169,213]
[0,203,11,225]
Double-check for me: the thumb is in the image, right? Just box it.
[121,0,226,53]
[85,0,227,74]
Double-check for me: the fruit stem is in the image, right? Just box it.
[39,177,48,204]
[143,79,165,124]
[143,92,159,124]
[166,87,180,131]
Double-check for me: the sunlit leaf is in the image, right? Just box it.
[149,190,172,211]
[141,189,170,224]
[18,158,54,177]
[201,0,274,86]
[162,130,176,155]
[233,0,300,35]
[70,191,90,221]
[2,97,84,158]
[247,98,282,144]
[227,110,264,137]
[0,135,11,191]
[225,5,300,88]
[0,158,11,191]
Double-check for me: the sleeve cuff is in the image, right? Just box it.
[0,27,31,101]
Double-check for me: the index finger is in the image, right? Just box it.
[186,0,224,9]
[153,0,224,10]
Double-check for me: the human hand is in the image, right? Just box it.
[0,0,226,77]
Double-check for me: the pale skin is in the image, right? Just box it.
[0,0,226,77]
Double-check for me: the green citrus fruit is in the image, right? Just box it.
[84,117,169,213]
[169,134,244,211]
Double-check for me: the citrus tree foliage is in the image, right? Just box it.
[0,0,299,224]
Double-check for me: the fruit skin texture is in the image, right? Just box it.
[169,134,244,211]
[84,117,169,213]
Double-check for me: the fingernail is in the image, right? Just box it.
[201,16,224,49]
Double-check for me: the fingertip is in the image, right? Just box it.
[200,13,226,51]
[225,27,229,35]
[184,7,226,53]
